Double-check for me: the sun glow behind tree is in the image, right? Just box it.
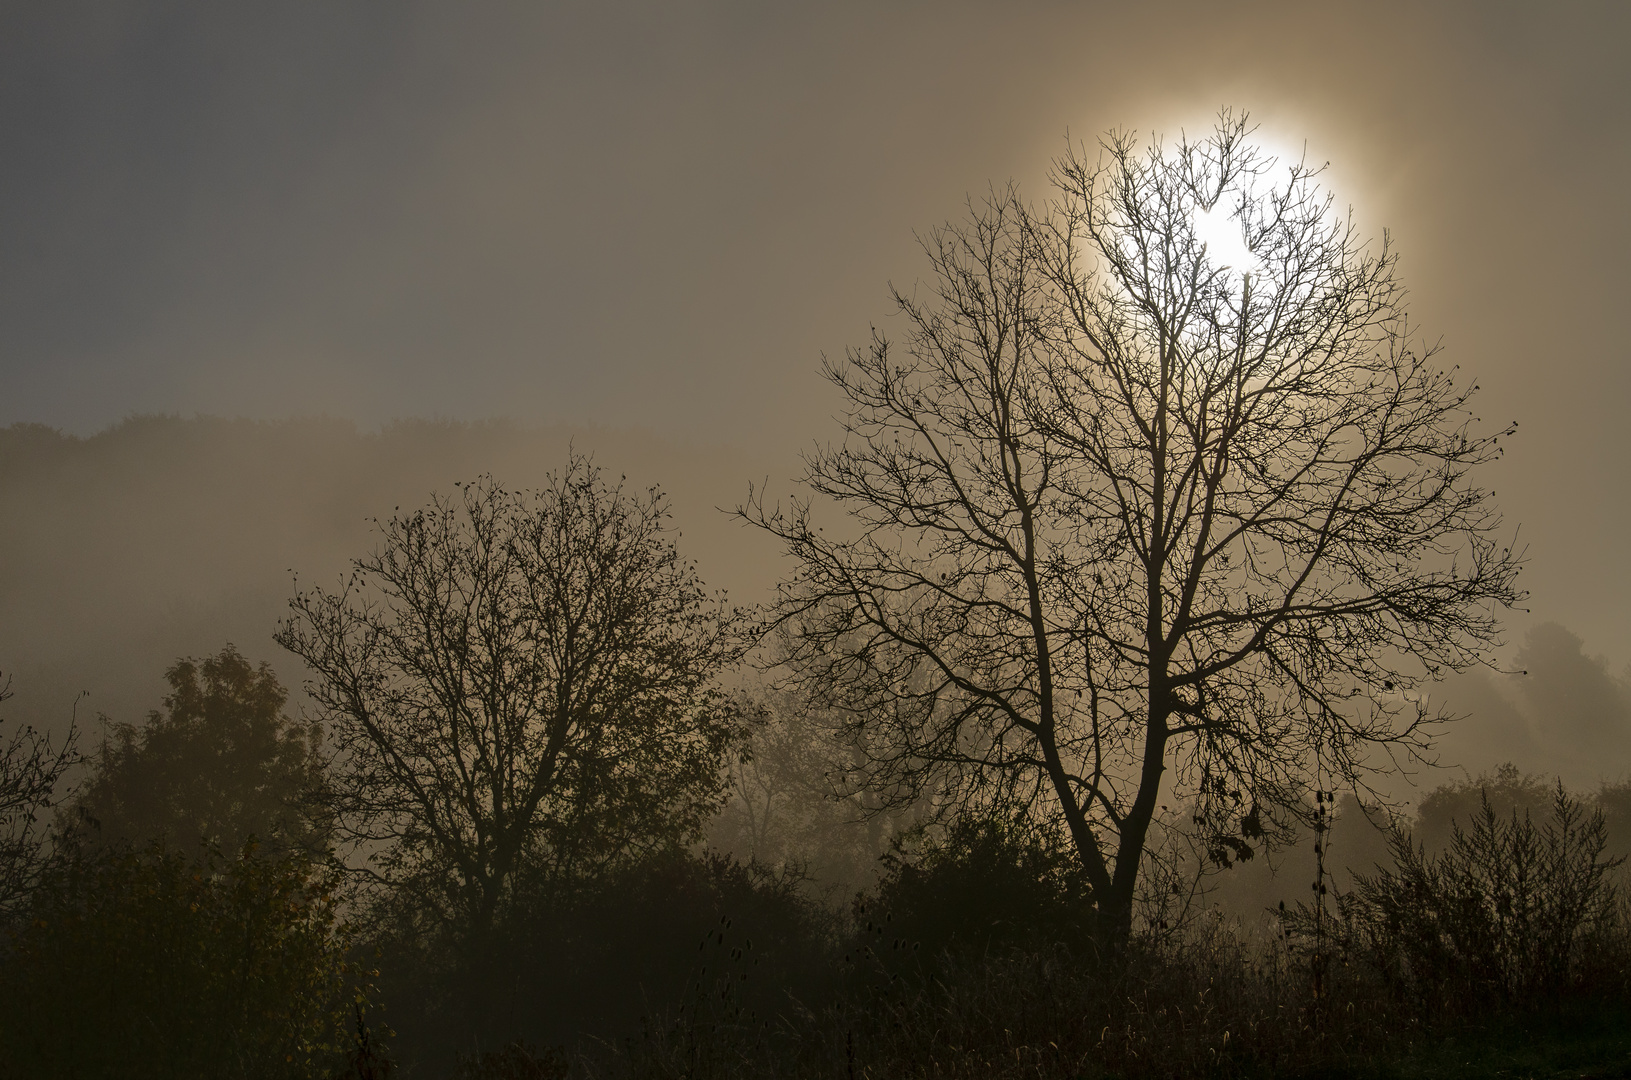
[748,110,1523,952]
[1192,199,1257,274]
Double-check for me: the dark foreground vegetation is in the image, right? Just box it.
[0,496,1625,1078]
[2,787,1630,1080]
[1,655,1629,1080]
[415,791,1631,1080]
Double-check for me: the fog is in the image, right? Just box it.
[3,8,1631,1073]
[3,414,1626,806]
[0,1,1627,663]
[0,418,782,737]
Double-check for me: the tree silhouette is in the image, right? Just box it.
[279,461,751,939]
[0,675,78,913]
[66,646,328,860]
[744,112,1523,951]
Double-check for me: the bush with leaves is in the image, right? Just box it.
[64,645,329,860]
[0,841,366,1080]
[1289,784,1626,1011]
[864,811,1094,964]
[375,848,836,1073]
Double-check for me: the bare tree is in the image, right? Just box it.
[743,112,1523,951]
[0,677,79,913]
[709,684,933,895]
[278,462,751,939]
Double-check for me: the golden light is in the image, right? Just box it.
[1192,199,1257,274]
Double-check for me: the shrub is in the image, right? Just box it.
[0,841,364,1080]
[864,811,1094,963]
[1307,784,1627,1011]
[379,849,837,1074]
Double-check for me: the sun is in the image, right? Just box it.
[1192,199,1257,272]
[1182,121,1322,279]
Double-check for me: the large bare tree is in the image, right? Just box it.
[744,113,1523,950]
[279,461,750,938]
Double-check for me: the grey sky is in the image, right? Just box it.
[1,0,1627,661]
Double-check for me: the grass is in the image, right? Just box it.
[1284,1003,1631,1080]
[524,911,1631,1080]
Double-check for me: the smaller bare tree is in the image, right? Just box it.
[278,461,751,939]
[0,677,79,913]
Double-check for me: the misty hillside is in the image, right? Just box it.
[0,416,779,738]
[3,415,1627,794]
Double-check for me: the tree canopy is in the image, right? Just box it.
[65,646,327,860]
[278,461,752,939]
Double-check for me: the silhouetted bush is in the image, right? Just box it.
[381,849,837,1074]
[0,841,364,1080]
[1303,784,1628,1013]
[863,810,1094,964]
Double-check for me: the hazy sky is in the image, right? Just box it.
[1,0,1627,661]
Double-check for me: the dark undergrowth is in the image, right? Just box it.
[8,795,1627,1079]
[581,935,1626,1080]
[424,928,1631,1080]
[424,794,1631,1080]
[1282,1002,1631,1080]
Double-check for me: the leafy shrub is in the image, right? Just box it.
[864,811,1093,963]
[380,849,836,1073]
[1304,784,1627,1011]
[0,841,364,1080]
